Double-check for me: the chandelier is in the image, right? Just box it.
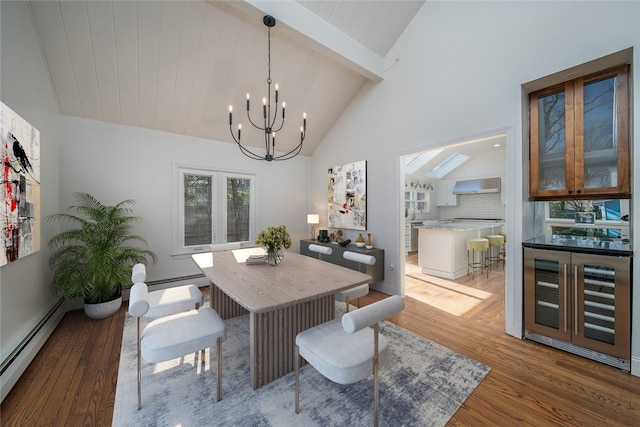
[228,15,307,161]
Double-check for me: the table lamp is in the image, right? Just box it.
[307,214,320,240]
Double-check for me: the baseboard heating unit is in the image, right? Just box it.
[525,330,630,372]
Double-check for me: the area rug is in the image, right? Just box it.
[113,304,490,426]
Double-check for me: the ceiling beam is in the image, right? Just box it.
[217,0,384,82]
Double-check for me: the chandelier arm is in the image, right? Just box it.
[269,105,281,130]
[238,142,269,160]
[229,123,267,160]
[272,113,285,133]
[245,110,266,131]
[272,139,304,160]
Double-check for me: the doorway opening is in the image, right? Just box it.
[401,133,507,318]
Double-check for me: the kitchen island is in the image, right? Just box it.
[417,221,503,279]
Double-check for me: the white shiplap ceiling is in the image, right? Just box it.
[27,0,424,157]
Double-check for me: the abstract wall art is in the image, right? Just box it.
[1,102,40,266]
[327,160,366,230]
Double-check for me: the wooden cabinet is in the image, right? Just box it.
[524,247,631,369]
[436,181,457,206]
[529,65,630,200]
[300,239,384,283]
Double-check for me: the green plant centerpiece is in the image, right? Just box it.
[47,192,157,319]
[255,225,292,266]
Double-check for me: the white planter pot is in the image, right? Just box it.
[84,296,122,319]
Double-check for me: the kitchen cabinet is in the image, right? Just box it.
[523,247,631,370]
[436,181,457,206]
[405,190,429,213]
[404,223,411,255]
[529,65,630,200]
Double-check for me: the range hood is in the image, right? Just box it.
[453,177,501,194]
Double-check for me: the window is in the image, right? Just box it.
[426,153,469,179]
[540,199,629,238]
[174,165,255,255]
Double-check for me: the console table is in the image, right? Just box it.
[300,239,384,283]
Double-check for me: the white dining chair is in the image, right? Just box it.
[308,244,366,312]
[131,263,207,366]
[131,263,203,317]
[338,251,376,312]
[294,295,405,427]
[308,243,332,259]
[128,282,226,410]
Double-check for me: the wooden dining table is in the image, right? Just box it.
[192,247,372,389]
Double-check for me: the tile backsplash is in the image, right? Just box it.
[439,193,505,220]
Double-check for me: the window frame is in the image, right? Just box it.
[173,164,256,257]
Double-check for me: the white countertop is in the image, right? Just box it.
[418,222,504,231]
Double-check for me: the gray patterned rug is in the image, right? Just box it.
[113,304,490,426]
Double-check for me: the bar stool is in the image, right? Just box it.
[499,233,507,263]
[467,238,489,278]
[486,234,505,271]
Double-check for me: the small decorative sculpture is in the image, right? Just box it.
[365,233,373,249]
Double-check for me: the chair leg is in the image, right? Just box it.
[294,345,300,414]
[373,322,379,427]
[345,300,350,313]
[216,336,222,402]
[137,317,142,410]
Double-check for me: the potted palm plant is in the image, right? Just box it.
[48,192,157,319]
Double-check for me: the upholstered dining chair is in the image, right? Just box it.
[294,295,405,427]
[132,263,206,362]
[128,282,226,410]
[308,244,370,313]
[131,263,203,317]
[338,251,375,312]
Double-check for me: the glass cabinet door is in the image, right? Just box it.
[572,253,630,359]
[532,83,573,194]
[529,65,630,199]
[529,81,576,198]
[574,66,630,197]
[524,248,572,341]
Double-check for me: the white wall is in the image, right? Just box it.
[446,149,507,181]
[58,115,310,283]
[308,1,640,374]
[0,0,63,400]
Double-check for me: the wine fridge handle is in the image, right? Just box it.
[574,265,578,336]
[563,264,568,333]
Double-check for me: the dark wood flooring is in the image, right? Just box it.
[2,265,639,426]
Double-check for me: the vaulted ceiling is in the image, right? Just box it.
[27,0,425,157]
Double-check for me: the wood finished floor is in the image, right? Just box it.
[2,261,639,426]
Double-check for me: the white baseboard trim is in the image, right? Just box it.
[631,355,640,377]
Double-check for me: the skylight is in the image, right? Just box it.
[426,153,470,179]
[404,149,443,174]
